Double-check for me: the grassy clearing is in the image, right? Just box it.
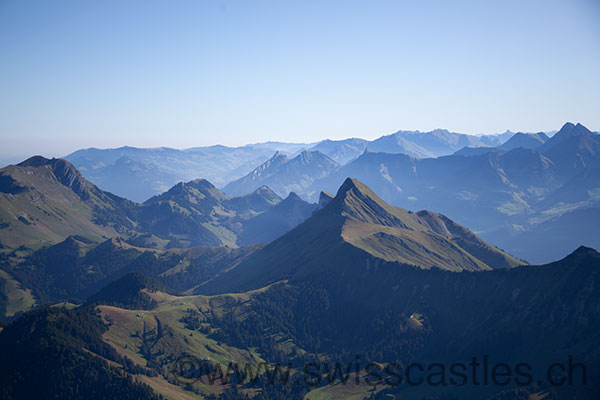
[97,289,266,398]
[304,371,386,400]
[0,269,36,317]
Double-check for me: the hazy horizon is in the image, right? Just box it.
[0,123,574,167]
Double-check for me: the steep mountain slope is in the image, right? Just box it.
[200,178,522,294]
[0,156,138,249]
[223,150,339,198]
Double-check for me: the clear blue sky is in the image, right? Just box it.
[0,0,598,159]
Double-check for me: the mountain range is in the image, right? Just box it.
[0,156,315,251]
[0,176,597,399]
[200,177,523,295]
[226,122,599,263]
[1,123,599,400]
[63,143,310,202]
[57,128,525,202]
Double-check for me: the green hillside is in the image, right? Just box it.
[0,157,137,249]
[2,245,597,400]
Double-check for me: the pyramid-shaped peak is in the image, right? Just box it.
[251,185,280,199]
[329,178,409,227]
[569,245,599,258]
[285,191,302,200]
[335,177,377,198]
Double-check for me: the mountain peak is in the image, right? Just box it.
[145,177,226,205]
[296,150,332,163]
[569,245,599,259]
[17,156,92,199]
[329,177,409,228]
[284,191,302,201]
[539,122,594,153]
[201,178,523,293]
[336,177,366,196]
[17,155,52,167]
[318,191,334,209]
[501,132,548,150]
[334,177,385,205]
[250,185,281,201]
[556,122,592,137]
[187,178,216,190]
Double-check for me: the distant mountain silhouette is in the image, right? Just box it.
[62,129,522,201]
[223,150,339,198]
[500,131,549,150]
[238,192,316,245]
[539,122,594,152]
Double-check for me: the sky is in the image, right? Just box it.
[0,0,599,160]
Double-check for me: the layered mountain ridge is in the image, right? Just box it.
[0,156,315,250]
[199,177,522,294]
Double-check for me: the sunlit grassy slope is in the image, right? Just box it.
[0,157,135,249]
[0,269,36,317]
[97,289,268,398]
